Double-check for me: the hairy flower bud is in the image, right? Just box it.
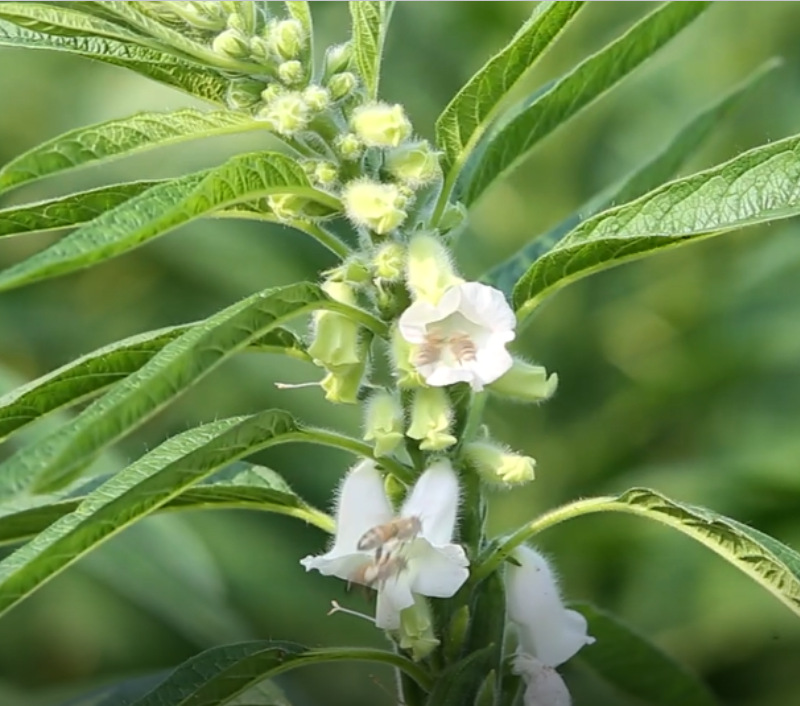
[308,160,338,187]
[173,1,227,30]
[373,242,405,281]
[488,360,558,403]
[271,18,305,60]
[226,77,267,111]
[334,133,364,161]
[386,141,441,187]
[278,60,304,86]
[302,85,330,112]
[212,28,251,60]
[405,232,462,303]
[397,596,440,661]
[364,390,404,457]
[328,71,358,101]
[465,441,536,486]
[257,91,310,135]
[391,326,425,388]
[342,180,407,235]
[323,42,352,77]
[351,102,412,148]
[406,387,457,451]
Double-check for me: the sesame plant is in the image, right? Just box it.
[1,2,800,705]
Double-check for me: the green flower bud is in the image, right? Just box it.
[373,242,405,281]
[326,256,371,285]
[465,441,536,487]
[225,2,256,34]
[391,326,425,388]
[271,18,305,60]
[406,387,457,451]
[334,133,364,161]
[364,390,404,457]
[444,605,470,662]
[342,180,407,235]
[308,282,361,371]
[256,91,310,135]
[260,83,284,103]
[212,28,251,60]
[475,671,497,706]
[397,596,440,661]
[328,71,358,101]
[249,35,271,62]
[323,42,352,77]
[311,160,338,187]
[173,2,227,30]
[351,102,412,148]
[488,360,558,403]
[302,85,331,112]
[386,140,441,187]
[406,232,462,303]
[278,60,304,86]
[438,200,468,235]
[383,472,407,508]
[225,77,267,111]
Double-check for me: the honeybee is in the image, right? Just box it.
[357,515,422,554]
[351,553,409,588]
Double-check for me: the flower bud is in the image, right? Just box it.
[226,77,267,111]
[488,360,558,403]
[278,60,304,86]
[405,232,462,303]
[439,200,468,236]
[174,1,227,31]
[351,102,412,148]
[465,441,536,487]
[386,141,441,187]
[475,671,497,706]
[391,326,425,388]
[383,472,406,508]
[326,256,371,285]
[373,242,405,281]
[308,282,361,371]
[212,29,251,60]
[444,604,470,662]
[328,71,358,101]
[397,596,440,661]
[249,35,271,62]
[256,92,310,135]
[334,133,364,161]
[342,180,407,235]
[323,42,352,77]
[311,160,338,187]
[223,1,256,34]
[364,390,404,457]
[302,85,330,112]
[271,18,305,60]
[406,387,457,452]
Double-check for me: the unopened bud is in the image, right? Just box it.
[397,596,440,662]
[226,2,256,34]
[226,77,267,111]
[383,473,406,508]
[334,133,364,161]
[386,141,441,187]
[249,35,271,62]
[406,232,461,303]
[278,60,304,86]
[312,160,338,187]
[391,326,424,388]
[260,83,284,103]
[465,441,536,487]
[302,85,330,112]
[364,390,404,457]
[488,360,558,403]
[351,102,412,148]
[212,29,251,60]
[406,387,457,452]
[256,92,310,135]
[373,242,405,281]
[271,18,305,60]
[174,1,227,31]
[438,200,468,235]
[324,42,352,77]
[342,180,407,235]
[328,71,358,101]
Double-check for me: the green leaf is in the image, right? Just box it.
[349,1,388,100]
[129,641,430,706]
[462,1,711,207]
[0,110,265,195]
[484,59,780,294]
[0,152,342,292]
[0,182,162,238]
[0,2,144,41]
[0,410,399,616]
[435,1,584,174]
[0,282,387,498]
[571,602,719,706]
[0,461,333,548]
[0,19,228,104]
[0,323,308,443]
[513,130,800,321]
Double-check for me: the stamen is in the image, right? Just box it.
[327,600,376,623]
[274,381,321,390]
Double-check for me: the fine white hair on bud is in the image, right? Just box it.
[278,60,304,86]
[270,18,305,60]
[256,91,311,135]
[385,140,442,187]
[350,102,412,148]
[342,180,408,235]
[212,28,251,60]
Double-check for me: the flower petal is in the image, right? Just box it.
[398,299,441,343]
[455,282,516,335]
[409,541,469,598]
[375,572,414,629]
[401,459,460,545]
[472,338,514,387]
[513,655,572,706]
[300,551,368,583]
[423,364,474,388]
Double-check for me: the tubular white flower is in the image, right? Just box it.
[300,459,468,630]
[398,281,516,391]
[512,655,573,706]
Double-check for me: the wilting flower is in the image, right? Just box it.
[301,459,469,629]
[398,281,516,391]
[506,546,595,706]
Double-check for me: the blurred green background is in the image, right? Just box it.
[2,2,800,705]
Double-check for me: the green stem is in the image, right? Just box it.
[299,222,352,259]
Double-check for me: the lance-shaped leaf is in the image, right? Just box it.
[0,110,267,195]
[0,19,228,104]
[513,131,800,321]
[129,641,430,706]
[0,411,393,616]
[0,2,146,41]
[483,59,780,294]
[463,2,711,207]
[571,602,719,706]
[349,1,388,100]
[435,2,584,175]
[0,323,308,443]
[0,153,342,292]
[0,282,387,498]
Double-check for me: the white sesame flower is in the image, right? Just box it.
[398,281,516,391]
[506,546,595,706]
[301,459,469,630]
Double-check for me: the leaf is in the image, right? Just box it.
[0,2,143,41]
[435,1,584,175]
[0,282,387,498]
[513,130,800,321]
[0,182,162,238]
[0,410,387,616]
[0,19,228,104]
[0,152,341,292]
[571,602,719,706]
[483,59,780,294]
[349,1,387,100]
[0,322,308,442]
[0,109,264,195]
[462,2,711,207]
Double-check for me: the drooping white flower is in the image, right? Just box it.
[506,546,595,706]
[301,459,469,629]
[398,281,516,391]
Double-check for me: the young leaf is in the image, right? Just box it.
[0,2,144,41]
[0,181,161,238]
[435,2,584,174]
[462,2,711,207]
[483,59,780,294]
[513,130,800,322]
[349,1,388,100]
[0,323,308,443]
[0,19,228,104]
[0,282,387,498]
[0,110,265,195]
[571,602,719,706]
[0,152,342,292]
